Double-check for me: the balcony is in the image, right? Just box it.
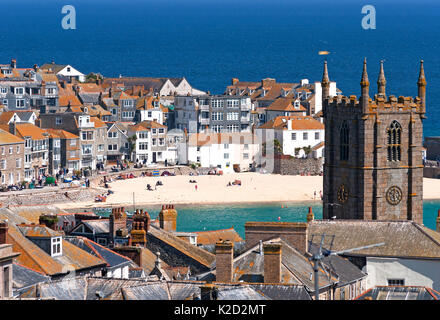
[199,118,210,125]
[199,104,210,111]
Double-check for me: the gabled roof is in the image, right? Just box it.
[148,225,215,270]
[14,123,48,140]
[44,128,79,140]
[64,236,133,269]
[17,224,62,238]
[71,219,109,234]
[195,228,243,245]
[91,116,107,128]
[0,110,35,124]
[0,128,24,145]
[266,98,306,112]
[308,220,440,259]
[258,116,324,131]
[129,120,166,132]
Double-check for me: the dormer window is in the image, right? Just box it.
[261,89,267,97]
[294,101,300,108]
[51,236,62,257]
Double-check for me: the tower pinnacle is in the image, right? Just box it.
[360,58,370,113]
[377,60,386,97]
[321,60,330,100]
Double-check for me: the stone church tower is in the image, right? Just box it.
[322,59,426,224]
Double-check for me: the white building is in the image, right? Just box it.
[178,132,260,173]
[128,121,177,165]
[257,115,325,158]
[40,62,85,82]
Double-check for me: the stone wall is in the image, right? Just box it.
[424,166,440,179]
[270,156,323,175]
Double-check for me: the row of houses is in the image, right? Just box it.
[2,204,440,300]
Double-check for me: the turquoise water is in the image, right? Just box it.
[95,200,440,238]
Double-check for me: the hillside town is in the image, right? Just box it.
[1,58,440,301]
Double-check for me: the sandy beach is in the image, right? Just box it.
[54,173,440,210]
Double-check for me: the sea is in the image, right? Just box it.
[2,0,440,233]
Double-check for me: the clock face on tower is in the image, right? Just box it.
[386,186,402,205]
[337,184,349,204]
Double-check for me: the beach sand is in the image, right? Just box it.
[55,173,440,210]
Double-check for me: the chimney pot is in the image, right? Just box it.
[215,240,234,282]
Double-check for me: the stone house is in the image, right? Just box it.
[0,128,25,186]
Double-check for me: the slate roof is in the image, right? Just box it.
[308,220,440,259]
[64,236,133,269]
[12,263,51,296]
[17,224,62,238]
[354,286,440,300]
[17,276,311,300]
[148,225,215,269]
[74,219,110,234]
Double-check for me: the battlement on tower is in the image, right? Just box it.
[326,94,423,113]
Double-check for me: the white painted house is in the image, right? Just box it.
[40,62,85,82]
[128,120,177,165]
[178,132,260,173]
[257,115,325,158]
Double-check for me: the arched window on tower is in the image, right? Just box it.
[340,121,349,161]
[387,120,402,161]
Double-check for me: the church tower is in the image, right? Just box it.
[322,59,425,224]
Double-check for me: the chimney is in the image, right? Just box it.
[0,220,8,245]
[261,78,276,88]
[200,284,219,300]
[33,64,38,72]
[263,242,282,283]
[307,207,314,223]
[159,205,177,232]
[215,240,234,282]
[11,59,16,69]
[244,221,308,254]
[231,78,239,86]
[436,210,440,233]
[39,214,58,230]
[8,122,16,136]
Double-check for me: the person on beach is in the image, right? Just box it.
[195,185,198,191]
[314,191,316,199]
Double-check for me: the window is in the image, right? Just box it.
[148,111,152,117]
[97,238,107,245]
[67,67,71,72]
[387,121,402,162]
[152,139,157,146]
[16,99,25,108]
[291,133,296,140]
[70,139,76,146]
[211,112,223,121]
[159,138,164,146]
[139,142,148,150]
[82,145,92,155]
[340,121,349,161]
[3,266,10,297]
[212,125,223,133]
[46,88,55,95]
[227,99,239,108]
[315,132,320,140]
[25,154,31,163]
[226,124,239,132]
[8,147,12,154]
[224,153,229,159]
[243,153,249,159]
[212,99,224,108]
[244,144,249,150]
[152,129,157,134]
[387,279,405,286]
[1,147,3,155]
[0,87,7,94]
[51,237,62,256]
[81,131,93,141]
[111,108,117,115]
[70,151,76,158]
[16,158,21,168]
[123,100,133,107]
[108,131,118,138]
[158,128,164,134]
[0,160,5,170]
[16,145,20,153]
[14,87,24,95]
[224,144,229,149]
[108,144,118,151]
[303,132,308,140]
[56,117,62,125]
[227,112,239,121]
[98,144,104,151]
